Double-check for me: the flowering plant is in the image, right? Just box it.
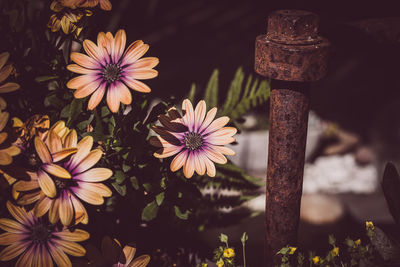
[0,0,269,265]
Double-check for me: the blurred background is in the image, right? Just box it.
[91,0,400,265]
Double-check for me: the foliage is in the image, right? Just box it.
[0,0,269,265]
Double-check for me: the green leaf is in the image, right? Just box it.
[174,205,189,220]
[67,98,83,127]
[371,226,400,263]
[142,200,159,221]
[277,246,290,255]
[114,170,125,184]
[155,192,165,206]
[328,235,336,246]
[122,164,131,172]
[204,69,219,109]
[130,177,139,190]
[112,182,127,196]
[143,183,152,192]
[188,83,196,103]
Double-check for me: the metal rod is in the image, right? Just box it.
[254,10,330,266]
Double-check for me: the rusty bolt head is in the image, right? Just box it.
[255,10,330,82]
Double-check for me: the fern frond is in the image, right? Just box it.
[204,69,219,110]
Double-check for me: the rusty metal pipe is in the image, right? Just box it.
[254,10,330,266]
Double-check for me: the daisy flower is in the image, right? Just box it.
[66,29,159,112]
[0,201,89,267]
[85,236,150,267]
[14,128,112,226]
[150,99,237,178]
[0,52,19,94]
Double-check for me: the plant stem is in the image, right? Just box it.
[243,242,246,267]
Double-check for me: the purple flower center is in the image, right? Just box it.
[55,179,68,189]
[30,223,51,243]
[103,64,122,83]
[184,132,203,150]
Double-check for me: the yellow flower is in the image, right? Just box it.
[58,0,112,10]
[312,256,320,264]
[216,258,224,267]
[48,1,93,37]
[355,239,361,246]
[366,221,374,230]
[0,52,20,94]
[289,246,297,255]
[331,247,339,257]
[223,248,235,258]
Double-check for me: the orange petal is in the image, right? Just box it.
[74,78,102,98]
[0,52,10,70]
[0,241,27,261]
[126,69,158,80]
[0,82,19,93]
[34,137,51,164]
[170,150,187,172]
[194,100,206,131]
[202,116,229,135]
[116,81,132,105]
[37,170,57,198]
[113,29,126,63]
[74,168,112,182]
[48,243,72,267]
[67,74,99,90]
[70,52,101,69]
[74,149,102,173]
[183,152,195,178]
[34,196,52,218]
[53,239,86,257]
[182,99,195,131]
[87,82,106,110]
[122,77,151,93]
[54,229,90,242]
[106,83,121,113]
[67,64,96,74]
[59,193,73,226]
[42,164,71,179]
[199,107,217,132]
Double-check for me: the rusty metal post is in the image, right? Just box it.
[254,10,330,265]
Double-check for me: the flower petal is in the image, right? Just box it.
[34,196,52,218]
[13,180,39,192]
[49,198,60,224]
[99,0,112,10]
[48,243,72,267]
[68,136,93,170]
[54,229,90,242]
[0,82,20,93]
[34,137,51,164]
[182,99,195,131]
[64,130,78,148]
[202,116,230,135]
[77,182,112,197]
[121,41,147,66]
[74,78,102,98]
[37,170,57,198]
[116,81,132,105]
[183,152,195,178]
[194,100,206,132]
[53,239,86,257]
[83,39,106,66]
[0,232,24,245]
[123,246,136,265]
[128,255,150,267]
[70,52,101,69]
[170,150,187,172]
[6,201,29,225]
[113,29,126,63]
[0,52,10,70]
[124,69,158,80]
[74,149,102,174]
[129,57,159,69]
[153,146,182,159]
[0,64,13,84]
[88,82,107,110]
[72,187,104,205]
[70,194,88,224]
[42,164,71,179]
[202,154,216,177]
[0,218,25,233]
[122,77,151,93]
[74,168,112,182]
[198,107,217,133]
[48,130,63,154]
[193,152,206,176]
[67,74,99,90]
[205,136,235,146]
[203,147,227,164]
[0,241,28,261]
[210,145,235,156]
[59,192,73,226]
[106,83,121,113]
[67,64,97,75]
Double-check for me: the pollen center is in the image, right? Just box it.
[31,224,50,243]
[55,179,67,189]
[103,64,121,83]
[184,132,203,150]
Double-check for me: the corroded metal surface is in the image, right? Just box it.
[254,10,330,266]
[255,10,330,82]
[265,84,310,265]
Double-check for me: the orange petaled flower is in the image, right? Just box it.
[66,29,159,112]
[0,201,89,267]
[14,126,112,226]
[48,1,93,37]
[0,52,19,94]
[150,99,237,178]
[86,236,150,266]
